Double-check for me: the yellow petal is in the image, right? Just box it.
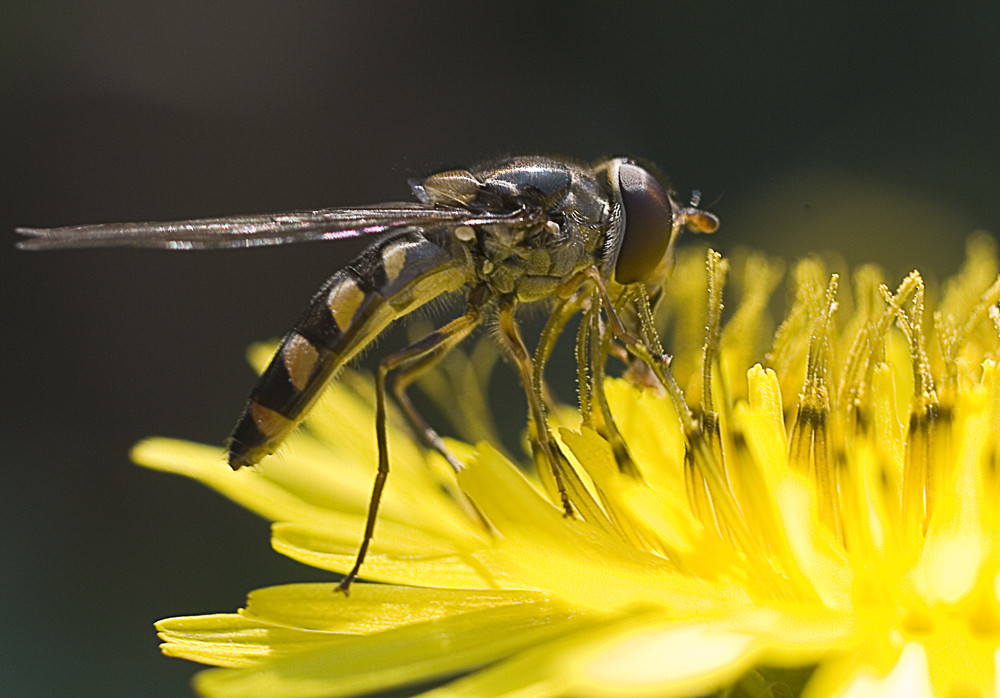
[242,582,556,633]
[155,613,343,668]
[193,603,592,698]
[459,444,745,614]
[914,532,983,605]
[271,522,503,589]
[604,379,686,497]
[832,643,933,698]
[133,431,481,544]
[563,618,760,697]
[132,438,347,528]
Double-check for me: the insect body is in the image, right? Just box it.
[18,155,719,591]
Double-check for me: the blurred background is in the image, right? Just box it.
[3,2,999,695]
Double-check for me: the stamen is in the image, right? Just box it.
[837,266,887,433]
[788,275,842,538]
[767,259,829,406]
[990,305,1000,359]
[982,361,1000,536]
[674,251,779,584]
[839,271,922,435]
[893,274,950,540]
[685,251,728,533]
[701,250,727,419]
[939,272,1000,389]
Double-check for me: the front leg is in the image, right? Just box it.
[495,298,576,516]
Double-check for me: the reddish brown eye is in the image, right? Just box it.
[613,162,675,285]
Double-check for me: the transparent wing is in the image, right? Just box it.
[17,205,537,251]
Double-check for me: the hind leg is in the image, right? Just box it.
[337,298,485,593]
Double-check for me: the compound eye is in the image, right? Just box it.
[613,162,675,285]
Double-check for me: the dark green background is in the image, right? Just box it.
[3,3,999,695]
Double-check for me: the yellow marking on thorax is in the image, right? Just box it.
[327,277,367,332]
[282,333,320,391]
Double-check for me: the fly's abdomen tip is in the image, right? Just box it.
[227,444,256,470]
[228,425,281,468]
[228,397,294,470]
[227,406,271,470]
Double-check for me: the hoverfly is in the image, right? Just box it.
[18,155,719,591]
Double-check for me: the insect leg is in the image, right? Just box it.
[588,303,640,475]
[576,266,691,424]
[574,299,599,424]
[532,295,586,415]
[337,293,487,594]
[390,289,488,473]
[495,300,575,516]
[523,272,641,475]
[539,271,643,475]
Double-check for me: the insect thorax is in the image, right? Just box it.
[453,157,613,302]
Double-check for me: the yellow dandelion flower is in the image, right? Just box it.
[136,234,1000,697]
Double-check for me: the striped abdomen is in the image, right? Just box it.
[227,230,471,468]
